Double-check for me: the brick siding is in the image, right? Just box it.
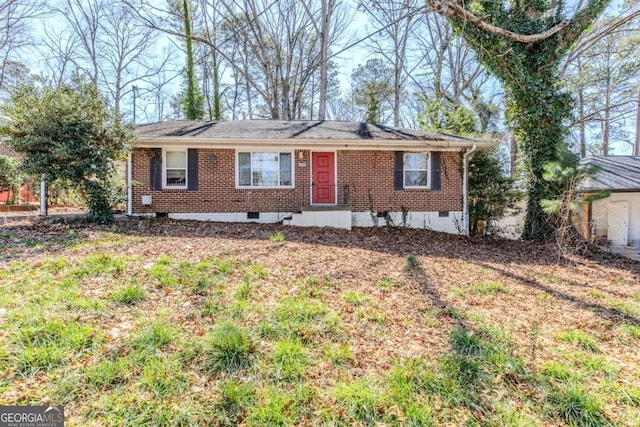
[131,148,462,214]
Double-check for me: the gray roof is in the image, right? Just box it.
[136,120,488,145]
[580,156,640,191]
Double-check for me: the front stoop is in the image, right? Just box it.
[283,207,352,230]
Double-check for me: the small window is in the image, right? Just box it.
[164,149,187,188]
[237,151,294,188]
[404,152,430,188]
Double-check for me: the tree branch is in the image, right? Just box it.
[426,0,571,43]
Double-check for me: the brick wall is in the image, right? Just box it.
[131,148,462,214]
[338,150,462,212]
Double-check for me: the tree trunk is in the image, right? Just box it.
[512,80,571,241]
[182,0,202,120]
[243,41,253,119]
[510,132,517,177]
[212,50,222,120]
[578,84,586,158]
[577,57,587,159]
[394,57,401,127]
[602,57,611,155]
[635,84,640,156]
[318,0,330,121]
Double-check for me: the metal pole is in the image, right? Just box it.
[39,175,47,216]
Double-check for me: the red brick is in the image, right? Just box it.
[131,149,462,214]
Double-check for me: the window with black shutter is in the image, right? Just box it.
[149,148,199,191]
[394,150,441,190]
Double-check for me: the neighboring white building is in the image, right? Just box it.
[580,156,640,247]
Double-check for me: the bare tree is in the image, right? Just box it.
[636,84,640,156]
[359,0,423,127]
[0,1,41,93]
[139,54,183,122]
[98,3,168,117]
[301,0,341,120]
[413,12,500,134]
[40,28,81,85]
[193,0,225,120]
[45,0,171,120]
[127,0,351,120]
[58,0,102,86]
[563,3,640,156]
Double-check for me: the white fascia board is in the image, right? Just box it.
[135,137,496,151]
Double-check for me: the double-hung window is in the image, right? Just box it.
[237,151,293,188]
[164,149,187,188]
[403,152,430,188]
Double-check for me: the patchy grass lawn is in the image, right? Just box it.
[1,218,639,426]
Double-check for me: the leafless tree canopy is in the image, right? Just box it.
[0,0,42,94]
[0,0,638,156]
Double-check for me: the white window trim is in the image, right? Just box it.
[403,152,431,189]
[162,148,188,189]
[235,149,295,189]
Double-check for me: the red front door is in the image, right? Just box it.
[312,152,335,204]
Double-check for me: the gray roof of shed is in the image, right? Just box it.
[136,120,490,146]
[580,156,640,191]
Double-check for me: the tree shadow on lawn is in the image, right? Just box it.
[0,217,632,424]
[404,258,538,424]
[197,220,637,326]
[120,216,639,279]
[3,217,639,327]
[476,261,640,326]
[405,258,616,425]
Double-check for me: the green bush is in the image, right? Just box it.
[111,283,146,305]
[0,78,133,222]
[546,385,610,427]
[271,338,307,381]
[333,378,384,424]
[207,321,254,372]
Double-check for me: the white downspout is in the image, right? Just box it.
[127,151,133,216]
[462,144,477,236]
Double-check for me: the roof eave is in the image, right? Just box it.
[133,136,496,151]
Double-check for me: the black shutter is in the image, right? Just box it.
[187,148,198,191]
[431,151,441,191]
[150,148,162,190]
[394,151,404,190]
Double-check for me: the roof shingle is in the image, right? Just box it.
[580,156,640,191]
[136,120,481,142]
